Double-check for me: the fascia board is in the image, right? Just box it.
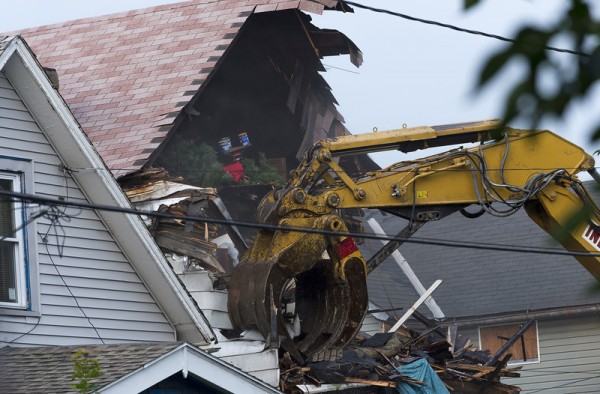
[1,37,215,344]
[100,344,281,394]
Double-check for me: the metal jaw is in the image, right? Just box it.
[227,214,368,362]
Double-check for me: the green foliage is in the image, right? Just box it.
[156,139,283,187]
[71,348,103,393]
[156,140,232,187]
[465,0,600,140]
[463,0,479,10]
[241,152,285,186]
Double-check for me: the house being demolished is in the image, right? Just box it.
[9,0,534,392]
[118,166,524,394]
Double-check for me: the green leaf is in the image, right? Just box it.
[463,0,480,10]
[552,205,591,242]
[592,126,600,142]
[478,48,514,86]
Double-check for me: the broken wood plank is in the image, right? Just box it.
[344,377,397,388]
[478,354,512,394]
[433,365,480,381]
[389,279,443,333]
[446,364,521,378]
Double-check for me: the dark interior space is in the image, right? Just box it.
[154,10,329,181]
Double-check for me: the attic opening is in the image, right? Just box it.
[152,9,373,192]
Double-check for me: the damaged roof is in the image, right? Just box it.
[12,0,358,177]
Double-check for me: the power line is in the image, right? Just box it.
[343,1,591,57]
[1,188,599,259]
[43,240,105,344]
[322,63,360,74]
[71,165,600,174]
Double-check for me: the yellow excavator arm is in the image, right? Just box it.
[228,119,600,362]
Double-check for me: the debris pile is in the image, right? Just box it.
[280,319,522,393]
[119,169,248,274]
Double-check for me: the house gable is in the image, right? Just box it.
[0,343,280,393]
[0,36,213,346]
[14,0,355,177]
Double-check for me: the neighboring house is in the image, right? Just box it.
[362,183,600,393]
[0,35,278,393]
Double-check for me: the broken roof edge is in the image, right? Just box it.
[142,3,363,174]
[443,303,600,329]
[1,35,216,345]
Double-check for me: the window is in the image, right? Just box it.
[479,322,539,364]
[0,173,26,307]
[0,157,37,314]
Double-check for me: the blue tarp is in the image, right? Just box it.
[396,358,449,394]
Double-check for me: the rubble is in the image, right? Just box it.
[280,322,522,393]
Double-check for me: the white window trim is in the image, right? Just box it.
[0,156,38,316]
[478,321,541,366]
[0,172,26,308]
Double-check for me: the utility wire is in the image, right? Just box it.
[1,188,600,259]
[322,63,360,74]
[73,165,600,174]
[43,240,105,344]
[527,374,600,394]
[343,1,591,57]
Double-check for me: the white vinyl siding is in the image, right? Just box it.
[0,72,175,345]
[361,313,385,335]
[461,316,600,393]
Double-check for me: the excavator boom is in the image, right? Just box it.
[228,119,599,362]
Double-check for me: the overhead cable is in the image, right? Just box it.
[343,1,591,57]
[1,188,599,259]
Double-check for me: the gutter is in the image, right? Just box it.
[444,304,600,328]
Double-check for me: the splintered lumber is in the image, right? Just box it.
[478,354,512,394]
[343,377,397,388]
[447,364,521,378]
[433,365,481,381]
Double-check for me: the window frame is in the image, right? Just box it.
[0,156,38,315]
[478,321,541,365]
[0,172,26,307]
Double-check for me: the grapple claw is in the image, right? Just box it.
[228,214,368,361]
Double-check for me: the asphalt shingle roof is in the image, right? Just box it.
[13,0,339,177]
[0,342,180,393]
[363,182,600,320]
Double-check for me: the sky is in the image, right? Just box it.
[2,0,599,172]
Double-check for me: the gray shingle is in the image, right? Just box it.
[362,182,600,319]
[0,342,180,393]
